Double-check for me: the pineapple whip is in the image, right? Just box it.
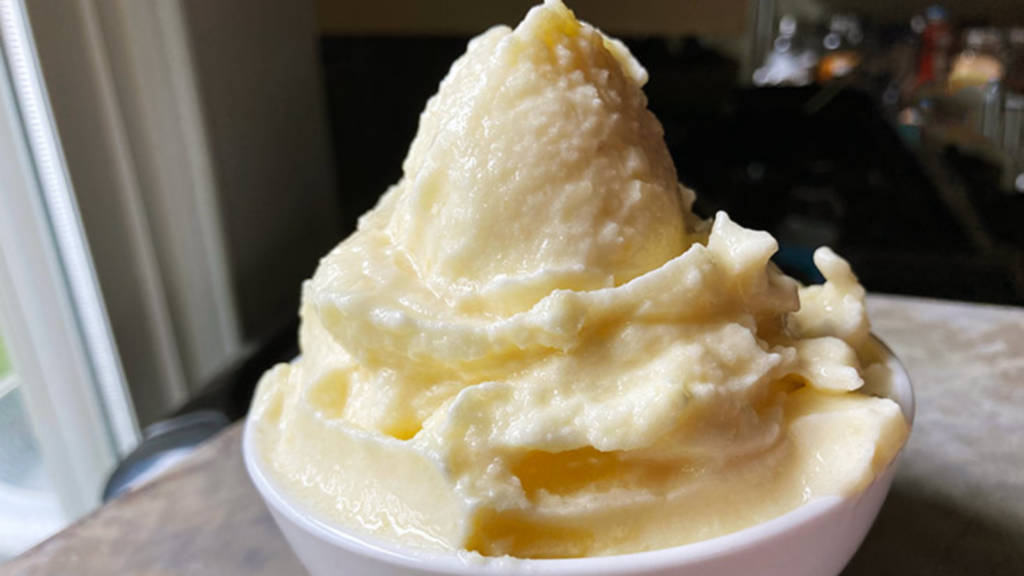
[252,0,908,559]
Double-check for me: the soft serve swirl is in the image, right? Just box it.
[251,0,909,559]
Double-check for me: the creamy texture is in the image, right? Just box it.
[251,0,909,559]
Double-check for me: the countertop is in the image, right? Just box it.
[4,294,1023,575]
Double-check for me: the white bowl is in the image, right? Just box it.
[244,336,914,576]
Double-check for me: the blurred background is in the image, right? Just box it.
[1,0,1022,561]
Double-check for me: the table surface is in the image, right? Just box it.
[4,294,1023,575]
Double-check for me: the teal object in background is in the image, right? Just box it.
[774,244,826,284]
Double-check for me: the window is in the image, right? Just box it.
[0,330,63,560]
[0,0,138,555]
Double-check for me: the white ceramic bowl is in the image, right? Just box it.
[244,337,914,576]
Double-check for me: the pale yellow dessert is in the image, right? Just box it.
[251,0,909,559]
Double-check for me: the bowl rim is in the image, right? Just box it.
[243,334,914,574]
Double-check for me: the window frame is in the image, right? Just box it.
[0,0,139,518]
